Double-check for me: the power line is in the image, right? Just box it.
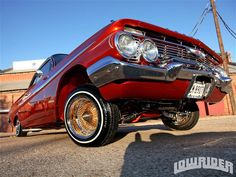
[190,3,236,40]
[217,11,236,37]
[190,2,211,36]
[217,11,236,36]
[216,10,236,39]
[190,8,207,36]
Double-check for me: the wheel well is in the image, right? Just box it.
[56,65,93,121]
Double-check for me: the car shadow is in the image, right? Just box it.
[26,130,67,137]
[113,123,170,143]
[22,123,167,139]
[120,131,236,177]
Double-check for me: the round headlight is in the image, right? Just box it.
[141,39,159,62]
[115,32,139,58]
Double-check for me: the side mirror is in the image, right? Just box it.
[36,70,43,78]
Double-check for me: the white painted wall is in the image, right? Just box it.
[13,59,45,71]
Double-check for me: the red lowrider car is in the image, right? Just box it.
[9,19,231,146]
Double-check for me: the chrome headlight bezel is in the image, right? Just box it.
[140,39,159,62]
[114,32,140,59]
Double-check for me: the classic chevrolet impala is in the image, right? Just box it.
[9,19,231,146]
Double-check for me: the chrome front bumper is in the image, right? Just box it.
[87,56,232,94]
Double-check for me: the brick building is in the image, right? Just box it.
[0,59,236,132]
[0,59,44,132]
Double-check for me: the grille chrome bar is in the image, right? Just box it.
[148,36,216,66]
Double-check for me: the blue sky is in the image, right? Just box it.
[0,0,236,69]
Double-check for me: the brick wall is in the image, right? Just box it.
[0,71,34,132]
[0,72,34,83]
[0,90,27,132]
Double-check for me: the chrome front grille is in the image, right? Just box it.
[150,37,214,66]
[124,26,219,67]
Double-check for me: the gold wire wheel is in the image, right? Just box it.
[68,96,99,139]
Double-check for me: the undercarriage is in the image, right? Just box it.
[116,99,197,124]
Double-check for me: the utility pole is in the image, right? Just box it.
[210,0,236,115]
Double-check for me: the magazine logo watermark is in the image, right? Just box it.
[174,157,233,175]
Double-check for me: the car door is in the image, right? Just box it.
[17,73,42,127]
[22,58,54,127]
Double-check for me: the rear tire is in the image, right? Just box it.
[64,86,120,146]
[162,102,199,130]
[15,119,27,137]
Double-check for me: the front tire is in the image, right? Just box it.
[162,102,199,130]
[64,86,120,146]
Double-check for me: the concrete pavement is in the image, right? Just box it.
[0,116,236,177]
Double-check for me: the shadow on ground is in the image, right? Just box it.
[26,130,67,137]
[114,124,169,142]
[120,131,236,177]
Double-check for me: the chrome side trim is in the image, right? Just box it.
[87,56,231,94]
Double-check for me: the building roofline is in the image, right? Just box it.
[0,70,35,75]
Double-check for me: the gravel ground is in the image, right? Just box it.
[0,116,236,177]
